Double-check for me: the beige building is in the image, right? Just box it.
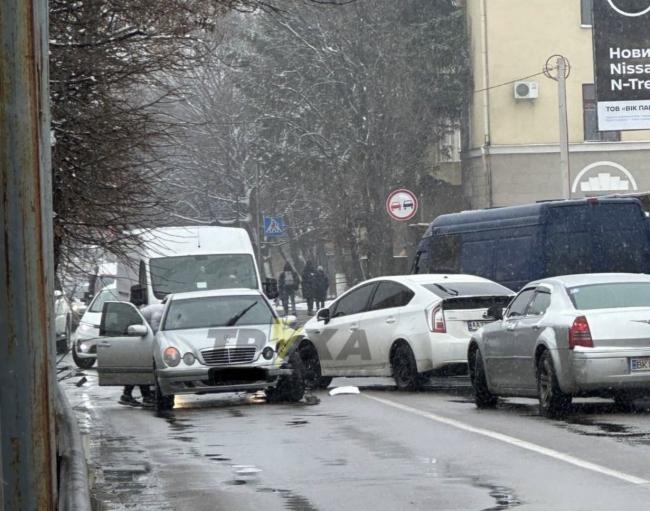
[463,0,650,208]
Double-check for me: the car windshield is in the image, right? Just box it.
[567,282,650,310]
[88,287,121,313]
[163,295,274,330]
[422,282,512,298]
[149,254,259,299]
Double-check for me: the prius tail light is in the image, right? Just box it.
[428,305,446,333]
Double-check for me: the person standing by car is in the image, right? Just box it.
[315,265,329,310]
[301,261,318,315]
[279,262,298,316]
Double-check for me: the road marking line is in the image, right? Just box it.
[363,393,649,485]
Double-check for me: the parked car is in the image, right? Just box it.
[300,274,513,390]
[468,273,650,417]
[96,289,305,412]
[71,283,121,368]
[413,198,650,291]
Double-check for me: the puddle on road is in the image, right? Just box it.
[258,487,320,511]
[444,475,521,510]
[204,453,232,462]
[286,419,309,427]
[495,401,538,417]
[472,481,522,511]
[447,398,475,405]
[226,479,248,486]
[557,415,650,445]
[172,435,195,443]
[162,414,195,433]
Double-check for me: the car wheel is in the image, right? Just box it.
[537,350,571,418]
[72,346,96,369]
[154,378,174,412]
[392,343,420,391]
[299,343,332,390]
[613,393,637,412]
[470,348,497,409]
[266,351,306,403]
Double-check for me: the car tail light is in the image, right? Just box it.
[569,316,593,349]
[430,305,446,333]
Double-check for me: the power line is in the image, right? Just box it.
[473,69,549,94]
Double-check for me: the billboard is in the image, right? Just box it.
[593,0,650,130]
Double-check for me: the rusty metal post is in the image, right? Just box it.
[0,0,56,509]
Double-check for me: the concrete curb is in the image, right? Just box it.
[54,383,91,511]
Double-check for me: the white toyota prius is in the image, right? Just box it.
[299,274,513,390]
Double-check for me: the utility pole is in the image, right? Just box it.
[255,162,263,271]
[557,57,571,199]
[545,55,572,200]
[0,0,56,509]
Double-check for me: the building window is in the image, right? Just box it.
[583,84,620,142]
[581,0,593,26]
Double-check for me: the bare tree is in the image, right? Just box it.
[49,0,354,276]
[165,0,469,282]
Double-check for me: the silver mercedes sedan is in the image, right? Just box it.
[96,289,304,411]
[468,273,650,417]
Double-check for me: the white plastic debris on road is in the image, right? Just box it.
[329,386,360,396]
[233,465,262,481]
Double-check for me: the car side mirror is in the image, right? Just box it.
[263,278,279,300]
[485,304,503,321]
[127,324,148,337]
[317,308,330,323]
[129,284,147,307]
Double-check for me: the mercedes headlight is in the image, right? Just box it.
[163,347,181,367]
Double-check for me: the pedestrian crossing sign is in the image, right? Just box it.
[263,216,286,237]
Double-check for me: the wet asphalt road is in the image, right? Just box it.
[58,357,650,511]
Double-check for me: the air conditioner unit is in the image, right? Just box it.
[514,81,539,99]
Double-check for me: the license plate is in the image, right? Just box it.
[467,320,487,332]
[630,357,650,372]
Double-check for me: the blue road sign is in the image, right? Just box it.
[263,216,286,237]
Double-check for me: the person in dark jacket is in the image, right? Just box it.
[278,262,299,315]
[301,261,318,314]
[315,265,329,310]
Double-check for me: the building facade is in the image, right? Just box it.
[463,0,650,208]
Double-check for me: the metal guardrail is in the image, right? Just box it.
[54,384,91,511]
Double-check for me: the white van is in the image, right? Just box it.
[71,226,276,369]
[115,226,271,306]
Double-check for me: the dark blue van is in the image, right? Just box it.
[412,198,650,291]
